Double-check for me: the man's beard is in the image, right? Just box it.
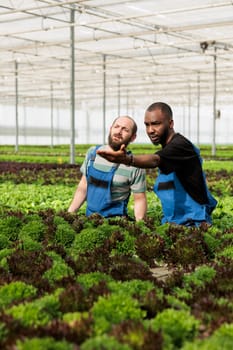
[159,128,169,147]
[108,134,129,151]
[151,128,169,147]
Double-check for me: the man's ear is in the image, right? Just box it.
[130,133,137,143]
[169,119,174,129]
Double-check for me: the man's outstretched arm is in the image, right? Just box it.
[97,144,160,169]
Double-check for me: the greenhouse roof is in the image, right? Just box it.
[1,0,233,108]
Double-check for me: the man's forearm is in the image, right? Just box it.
[134,193,147,221]
[68,193,86,212]
[128,154,160,169]
[68,185,87,212]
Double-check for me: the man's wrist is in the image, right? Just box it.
[127,153,134,166]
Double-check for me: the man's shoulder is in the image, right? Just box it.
[172,132,188,142]
[169,133,194,149]
[86,144,105,157]
[87,144,103,152]
[174,132,192,145]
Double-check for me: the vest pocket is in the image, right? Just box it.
[158,180,175,190]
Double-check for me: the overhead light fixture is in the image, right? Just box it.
[200,40,216,53]
[200,41,209,53]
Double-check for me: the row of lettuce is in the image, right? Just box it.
[0,161,232,349]
[0,207,232,349]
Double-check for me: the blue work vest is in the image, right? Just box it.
[154,147,217,226]
[86,146,129,217]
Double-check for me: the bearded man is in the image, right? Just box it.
[68,116,147,220]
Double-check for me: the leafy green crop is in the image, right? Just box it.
[16,336,74,350]
[77,272,114,291]
[217,246,233,259]
[0,248,14,270]
[53,215,76,247]
[43,251,75,285]
[149,308,200,348]
[0,281,37,309]
[0,182,74,213]
[0,216,23,241]
[0,234,10,249]
[6,289,63,327]
[19,220,46,242]
[183,265,216,288]
[0,322,8,344]
[69,223,120,258]
[0,153,232,349]
[92,293,146,335]
[80,334,132,350]
[173,266,216,301]
[111,231,136,256]
[181,323,233,350]
[108,279,156,299]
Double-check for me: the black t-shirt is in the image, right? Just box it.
[156,133,209,204]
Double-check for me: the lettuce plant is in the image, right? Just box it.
[183,265,216,289]
[0,216,23,241]
[149,308,200,348]
[0,322,8,344]
[110,319,163,350]
[77,272,114,291]
[216,245,233,259]
[181,323,233,350]
[69,223,120,258]
[19,219,46,242]
[43,251,75,285]
[173,265,216,301]
[54,223,76,248]
[16,336,74,350]
[108,279,156,299]
[0,248,14,271]
[6,289,63,327]
[0,234,10,249]
[91,293,146,335]
[0,281,37,309]
[80,334,132,350]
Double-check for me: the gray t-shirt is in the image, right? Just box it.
[81,145,147,201]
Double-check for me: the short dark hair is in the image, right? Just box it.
[146,102,173,120]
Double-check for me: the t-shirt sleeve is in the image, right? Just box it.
[130,168,147,193]
[80,146,96,176]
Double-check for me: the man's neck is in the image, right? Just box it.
[160,130,175,148]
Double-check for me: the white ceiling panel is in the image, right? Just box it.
[0,0,232,108]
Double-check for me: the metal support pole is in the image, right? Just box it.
[23,103,27,144]
[56,104,60,144]
[50,82,54,148]
[117,75,120,116]
[183,103,185,135]
[188,84,191,139]
[15,60,19,152]
[70,6,75,164]
[212,48,217,156]
[102,54,106,144]
[197,72,200,146]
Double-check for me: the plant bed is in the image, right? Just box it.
[0,157,232,349]
[0,209,232,349]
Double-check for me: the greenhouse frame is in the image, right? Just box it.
[0,0,233,159]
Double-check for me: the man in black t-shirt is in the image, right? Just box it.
[97,102,217,226]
